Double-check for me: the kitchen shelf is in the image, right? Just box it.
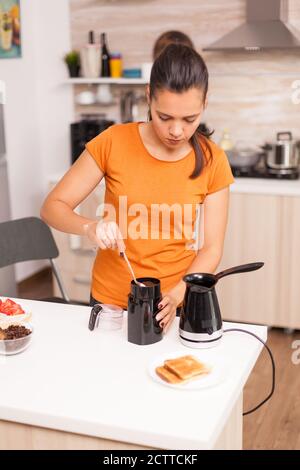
[66,77,148,85]
[65,73,300,85]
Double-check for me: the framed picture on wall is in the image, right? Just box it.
[0,0,21,59]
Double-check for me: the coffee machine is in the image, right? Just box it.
[179,262,264,348]
[70,114,114,163]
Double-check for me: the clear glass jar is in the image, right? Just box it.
[96,304,123,331]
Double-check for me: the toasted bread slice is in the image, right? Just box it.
[164,355,210,380]
[155,366,185,384]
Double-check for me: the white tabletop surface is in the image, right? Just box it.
[0,298,267,450]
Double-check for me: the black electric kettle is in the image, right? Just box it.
[179,262,264,348]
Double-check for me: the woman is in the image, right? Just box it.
[41,44,234,332]
[153,30,194,59]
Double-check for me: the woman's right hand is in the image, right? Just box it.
[85,220,125,253]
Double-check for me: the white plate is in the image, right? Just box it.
[148,350,228,390]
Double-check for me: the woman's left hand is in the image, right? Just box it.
[155,293,177,332]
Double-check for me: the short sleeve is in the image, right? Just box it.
[85,126,113,174]
[207,149,235,194]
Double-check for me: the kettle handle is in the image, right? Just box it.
[216,262,264,281]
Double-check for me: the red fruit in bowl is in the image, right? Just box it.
[0,299,24,315]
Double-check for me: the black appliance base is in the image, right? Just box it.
[232,166,299,180]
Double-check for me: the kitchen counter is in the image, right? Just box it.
[0,299,267,450]
[231,177,300,196]
[49,173,300,197]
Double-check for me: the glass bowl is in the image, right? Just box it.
[0,323,33,356]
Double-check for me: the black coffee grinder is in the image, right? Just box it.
[127,277,163,345]
[179,262,264,348]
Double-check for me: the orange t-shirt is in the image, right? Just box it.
[86,122,234,308]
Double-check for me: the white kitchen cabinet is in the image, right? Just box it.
[277,196,300,328]
[217,192,300,329]
[52,232,94,303]
[51,182,105,303]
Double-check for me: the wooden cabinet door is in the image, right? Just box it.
[277,196,300,329]
[216,193,282,326]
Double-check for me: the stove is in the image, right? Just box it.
[231,165,299,180]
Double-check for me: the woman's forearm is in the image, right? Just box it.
[40,199,96,235]
[186,245,222,275]
[169,246,222,305]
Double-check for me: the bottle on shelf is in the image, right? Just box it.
[89,30,95,45]
[81,30,101,78]
[219,129,234,151]
[109,53,122,78]
[100,32,111,77]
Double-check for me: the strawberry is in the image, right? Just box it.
[0,298,24,315]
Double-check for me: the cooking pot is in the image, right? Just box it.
[262,132,300,170]
[227,147,262,169]
[179,262,264,348]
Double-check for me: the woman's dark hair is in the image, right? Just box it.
[149,43,214,179]
[153,30,195,60]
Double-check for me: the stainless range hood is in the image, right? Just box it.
[203,0,300,51]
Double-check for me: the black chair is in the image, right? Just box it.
[0,216,88,305]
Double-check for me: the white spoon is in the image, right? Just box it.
[120,252,146,287]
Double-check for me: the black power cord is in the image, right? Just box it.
[223,328,276,416]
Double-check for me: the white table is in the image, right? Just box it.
[0,299,267,450]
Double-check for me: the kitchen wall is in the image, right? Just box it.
[0,0,74,281]
[70,0,300,145]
